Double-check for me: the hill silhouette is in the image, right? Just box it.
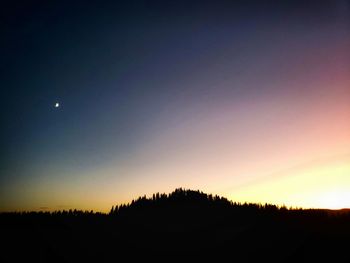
[1,188,350,262]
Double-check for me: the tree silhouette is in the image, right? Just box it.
[1,188,349,263]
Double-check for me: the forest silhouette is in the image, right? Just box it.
[1,188,349,262]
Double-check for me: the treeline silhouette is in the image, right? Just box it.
[1,188,350,262]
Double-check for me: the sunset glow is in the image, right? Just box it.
[227,157,350,209]
[1,1,349,212]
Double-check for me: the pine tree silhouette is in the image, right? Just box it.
[1,188,350,263]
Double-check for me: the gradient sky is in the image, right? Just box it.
[1,0,350,212]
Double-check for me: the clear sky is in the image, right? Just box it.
[1,0,349,212]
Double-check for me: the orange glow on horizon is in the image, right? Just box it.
[225,158,350,209]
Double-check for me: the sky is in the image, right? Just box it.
[1,0,349,212]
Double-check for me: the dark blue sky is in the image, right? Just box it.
[1,0,349,211]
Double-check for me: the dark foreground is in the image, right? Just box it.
[1,189,350,262]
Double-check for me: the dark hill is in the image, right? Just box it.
[1,188,350,262]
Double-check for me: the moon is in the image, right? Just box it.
[54,102,60,108]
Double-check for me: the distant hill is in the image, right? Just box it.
[1,188,350,263]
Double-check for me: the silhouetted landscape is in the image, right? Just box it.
[2,1,350,262]
[1,188,349,262]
